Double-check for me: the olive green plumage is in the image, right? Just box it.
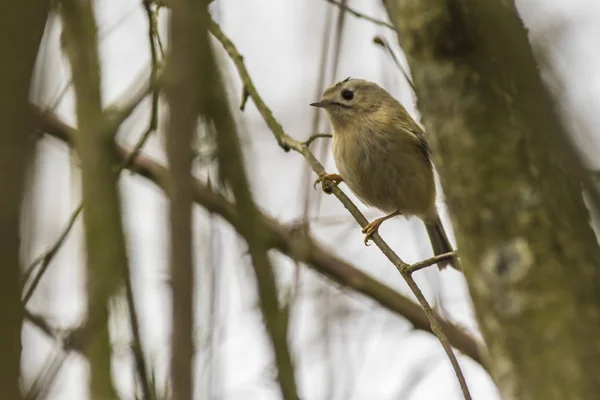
[312,78,459,270]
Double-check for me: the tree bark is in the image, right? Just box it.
[0,1,49,398]
[385,1,600,398]
[60,0,130,397]
[163,0,202,397]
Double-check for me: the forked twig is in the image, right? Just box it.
[303,133,332,147]
[406,251,457,274]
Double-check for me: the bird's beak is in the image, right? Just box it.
[310,100,332,108]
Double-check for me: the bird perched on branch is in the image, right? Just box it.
[311,78,460,270]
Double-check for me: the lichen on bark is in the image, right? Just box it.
[386,1,600,398]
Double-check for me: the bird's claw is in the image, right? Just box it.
[361,220,382,246]
[314,172,343,194]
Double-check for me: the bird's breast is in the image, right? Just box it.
[333,129,392,211]
[332,127,435,216]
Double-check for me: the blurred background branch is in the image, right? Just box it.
[323,0,395,31]
[162,0,203,397]
[0,2,49,398]
[59,0,132,396]
[184,2,301,397]
[37,108,485,367]
[386,0,600,398]
[208,17,472,398]
[9,0,600,398]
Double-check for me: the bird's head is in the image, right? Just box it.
[310,78,391,129]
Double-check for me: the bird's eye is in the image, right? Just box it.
[341,90,354,101]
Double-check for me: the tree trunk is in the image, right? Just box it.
[385,1,600,398]
[0,1,49,398]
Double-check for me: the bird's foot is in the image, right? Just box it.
[361,218,384,246]
[361,211,400,245]
[314,172,343,194]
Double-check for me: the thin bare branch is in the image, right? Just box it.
[303,133,332,147]
[24,349,68,400]
[142,0,161,131]
[406,252,457,274]
[23,67,158,305]
[323,0,396,31]
[21,204,82,304]
[239,86,250,111]
[38,109,486,367]
[200,8,300,400]
[106,67,154,136]
[372,35,416,93]
[122,4,163,399]
[208,18,472,399]
[289,6,335,339]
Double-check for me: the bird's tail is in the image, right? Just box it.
[425,216,461,271]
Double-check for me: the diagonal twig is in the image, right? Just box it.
[23,71,155,306]
[372,35,416,93]
[21,203,82,305]
[208,17,472,400]
[201,6,300,398]
[323,0,396,31]
[37,107,485,367]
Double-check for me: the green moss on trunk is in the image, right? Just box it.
[386,1,600,398]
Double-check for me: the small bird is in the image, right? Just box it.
[310,78,459,270]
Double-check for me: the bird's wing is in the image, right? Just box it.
[400,119,432,163]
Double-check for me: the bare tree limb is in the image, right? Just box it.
[208,18,472,399]
[0,1,50,398]
[162,0,200,396]
[121,4,163,400]
[196,7,301,400]
[323,0,396,31]
[24,53,155,400]
[38,108,485,368]
[24,71,154,307]
[59,0,131,396]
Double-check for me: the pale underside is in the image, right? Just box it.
[332,125,436,221]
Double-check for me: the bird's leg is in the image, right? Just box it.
[314,172,343,194]
[362,211,400,245]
